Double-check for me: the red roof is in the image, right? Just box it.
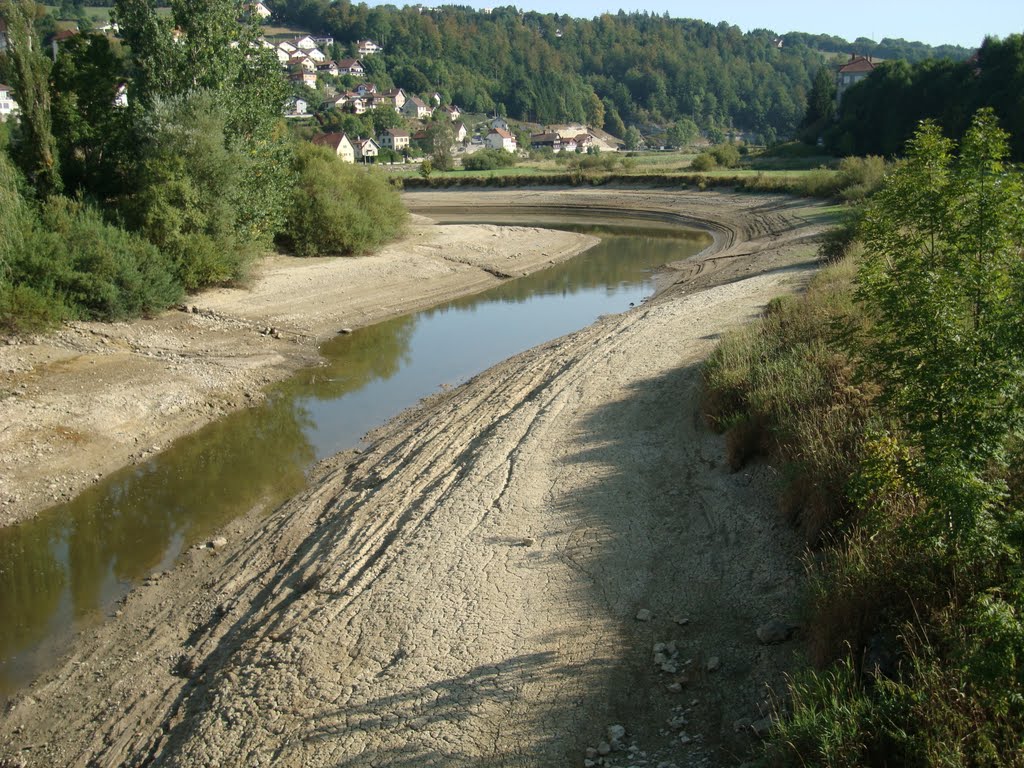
[839,55,875,74]
[311,133,351,151]
[490,127,513,139]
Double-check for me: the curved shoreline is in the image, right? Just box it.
[1,188,833,767]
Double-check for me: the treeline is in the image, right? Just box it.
[0,0,405,333]
[814,34,1024,160]
[275,2,961,144]
[782,31,971,64]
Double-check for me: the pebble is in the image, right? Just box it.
[635,609,652,622]
[210,536,228,549]
[597,741,612,756]
[607,724,626,743]
[751,716,775,736]
[706,656,721,672]
[666,682,683,693]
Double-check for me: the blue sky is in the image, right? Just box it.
[439,0,1024,49]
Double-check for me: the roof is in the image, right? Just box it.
[406,96,428,107]
[311,133,352,151]
[490,128,513,139]
[385,128,410,137]
[53,29,79,42]
[0,84,13,93]
[337,58,363,68]
[839,55,875,74]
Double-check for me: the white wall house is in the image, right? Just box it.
[486,127,517,152]
[312,132,356,163]
[0,84,19,121]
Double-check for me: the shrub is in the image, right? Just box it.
[710,142,741,168]
[282,143,408,257]
[462,148,517,171]
[689,152,717,171]
[836,155,887,201]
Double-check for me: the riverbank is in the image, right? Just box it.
[0,188,835,767]
[0,219,598,528]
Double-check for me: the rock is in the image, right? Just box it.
[635,609,653,622]
[597,741,612,756]
[584,761,597,768]
[679,733,693,745]
[338,328,353,335]
[732,717,753,733]
[751,716,775,737]
[756,619,796,645]
[210,536,228,549]
[674,617,690,626]
[653,642,666,653]
[660,661,678,674]
[666,682,683,693]
[607,724,626,744]
[706,656,721,672]
[653,651,668,665]
[585,747,598,759]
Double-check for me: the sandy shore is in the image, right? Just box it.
[0,189,832,767]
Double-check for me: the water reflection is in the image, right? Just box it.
[0,218,710,697]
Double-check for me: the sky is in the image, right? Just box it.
[433,0,1024,49]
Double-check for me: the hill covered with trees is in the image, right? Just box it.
[272,2,971,144]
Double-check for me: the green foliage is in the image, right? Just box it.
[856,110,1024,549]
[282,143,407,257]
[461,148,517,171]
[425,117,454,170]
[665,117,698,149]
[689,151,716,171]
[1,0,62,195]
[130,91,255,290]
[623,126,642,150]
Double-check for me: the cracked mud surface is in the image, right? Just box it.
[0,189,831,767]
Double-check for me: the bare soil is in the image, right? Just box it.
[0,189,833,768]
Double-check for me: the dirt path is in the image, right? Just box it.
[0,189,831,767]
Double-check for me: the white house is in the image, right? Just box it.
[249,2,272,19]
[486,127,517,152]
[401,95,432,120]
[0,84,19,121]
[353,137,380,163]
[294,35,319,51]
[453,121,467,143]
[114,82,129,108]
[316,60,339,76]
[337,58,365,77]
[286,96,308,117]
[312,132,355,163]
[490,116,509,131]
[357,39,383,56]
[289,71,317,88]
[382,87,406,110]
[378,128,411,152]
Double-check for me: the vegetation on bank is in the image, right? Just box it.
[0,0,405,335]
[702,110,1024,765]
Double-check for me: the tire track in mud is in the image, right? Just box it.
[1,190,829,768]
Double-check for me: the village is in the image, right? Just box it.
[0,5,624,167]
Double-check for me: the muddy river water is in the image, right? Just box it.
[0,216,710,698]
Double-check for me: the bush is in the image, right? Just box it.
[710,142,741,168]
[462,148,517,171]
[282,143,408,257]
[836,155,887,201]
[689,152,717,171]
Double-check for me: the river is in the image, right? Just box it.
[0,216,710,698]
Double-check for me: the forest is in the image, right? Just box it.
[272,1,970,144]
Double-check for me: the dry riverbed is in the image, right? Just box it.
[0,189,833,767]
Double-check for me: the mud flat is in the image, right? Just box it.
[0,189,832,767]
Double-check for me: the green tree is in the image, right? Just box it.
[666,117,698,148]
[856,109,1024,548]
[800,65,835,144]
[0,0,62,195]
[425,115,454,170]
[623,125,641,150]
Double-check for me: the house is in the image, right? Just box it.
[311,132,355,163]
[337,58,365,77]
[289,55,316,73]
[0,84,19,121]
[439,104,461,121]
[382,88,406,110]
[531,131,562,151]
[378,127,411,152]
[837,54,875,101]
[289,71,317,88]
[453,121,467,143]
[401,96,432,120]
[490,116,509,131]
[574,133,594,151]
[346,95,368,114]
[312,35,334,47]
[562,137,577,153]
[322,93,348,110]
[355,82,378,96]
[305,47,326,62]
[286,96,308,117]
[113,82,129,108]
[486,127,517,152]
[249,2,272,19]
[293,35,319,51]
[51,28,78,61]
[277,40,297,54]
[95,21,120,34]
[356,39,382,56]
[316,60,339,77]
[352,136,380,163]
